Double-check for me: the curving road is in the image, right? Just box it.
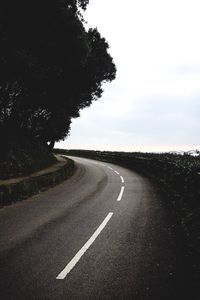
[0,156,187,299]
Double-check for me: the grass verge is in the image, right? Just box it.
[0,156,75,207]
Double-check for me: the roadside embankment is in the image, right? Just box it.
[0,155,75,207]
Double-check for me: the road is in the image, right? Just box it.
[0,156,187,299]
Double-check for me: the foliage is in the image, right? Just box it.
[0,139,57,180]
[0,0,116,153]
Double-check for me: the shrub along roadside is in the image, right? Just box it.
[0,139,57,180]
[0,156,75,207]
[54,148,200,298]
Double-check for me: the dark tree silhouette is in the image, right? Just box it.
[0,0,116,153]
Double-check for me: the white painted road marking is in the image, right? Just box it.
[117,186,125,202]
[120,176,124,183]
[114,170,120,175]
[56,212,114,280]
[108,166,114,171]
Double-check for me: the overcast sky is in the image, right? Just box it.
[56,0,200,152]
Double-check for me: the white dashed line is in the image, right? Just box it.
[120,176,124,183]
[108,166,114,171]
[114,170,120,175]
[56,212,114,280]
[117,186,125,202]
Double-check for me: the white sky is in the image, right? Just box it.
[56,0,200,152]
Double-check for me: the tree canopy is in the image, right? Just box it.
[0,0,116,153]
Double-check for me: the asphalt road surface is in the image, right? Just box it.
[0,156,188,300]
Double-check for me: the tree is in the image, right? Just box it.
[0,0,116,153]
